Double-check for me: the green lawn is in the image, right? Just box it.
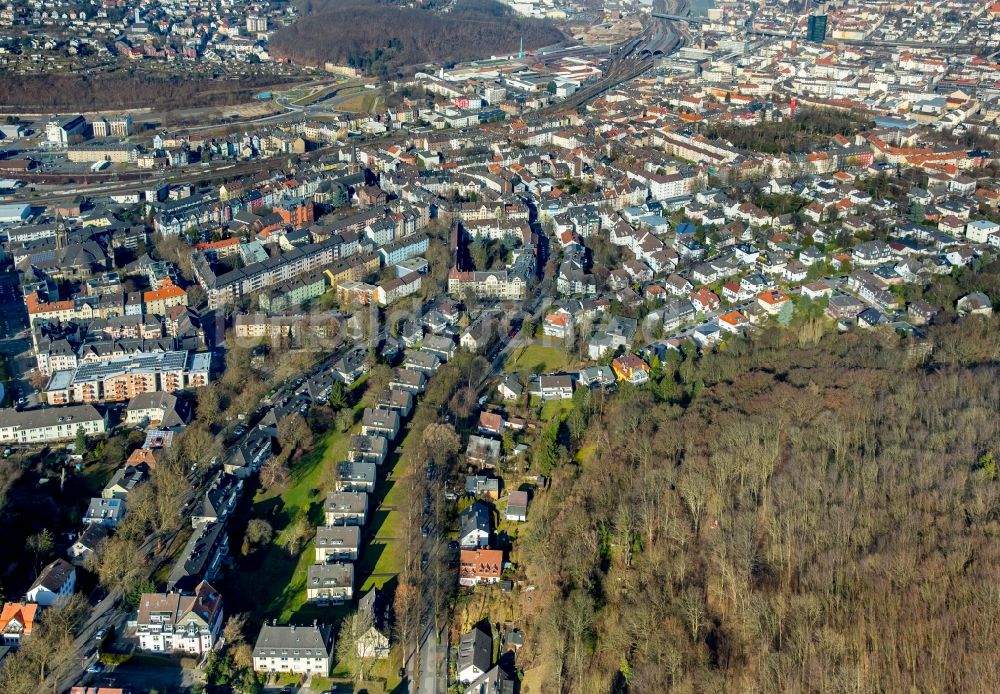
[226,392,365,624]
[539,398,575,423]
[504,344,575,374]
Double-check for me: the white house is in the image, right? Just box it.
[26,558,76,607]
[135,581,224,656]
[252,623,334,676]
[965,219,1000,244]
[458,626,493,684]
[0,405,107,444]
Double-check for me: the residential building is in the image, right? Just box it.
[306,563,354,603]
[459,501,492,549]
[315,526,362,563]
[611,354,650,385]
[324,491,369,526]
[44,351,211,405]
[348,434,388,466]
[252,623,334,676]
[0,602,38,646]
[124,391,188,429]
[355,589,391,659]
[505,491,529,522]
[83,497,126,527]
[360,408,401,440]
[334,462,377,493]
[26,559,76,607]
[166,521,229,592]
[458,626,493,683]
[0,405,107,444]
[135,581,224,655]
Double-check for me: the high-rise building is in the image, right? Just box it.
[246,15,268,33]
[808,14,828,42]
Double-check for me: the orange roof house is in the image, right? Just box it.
[459,549,503,586]
[0,602,38,644]
[478,411,505,436]
[757,290,791,315]
[718,310,749,333]
[689,287,721,312]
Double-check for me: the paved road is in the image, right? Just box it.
[412,624,447,694]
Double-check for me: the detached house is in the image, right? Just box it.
[325,491,369,526]
[459,501,492,549]
[0,602,38,647]
[505,491,529,522]
[306,563,354,604]
[459,549,504,587]
[542,308,573,339]
[252,622,334,676]
[533,374,574,401]
[355,589,391,659]
[458,626,493,684]
[611,354,650,385]
[757,290,791,315]
[497,374,523,401]
[26,558,76,607]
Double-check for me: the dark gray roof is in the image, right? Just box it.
[458,626,493,675]
[252,623,334,659]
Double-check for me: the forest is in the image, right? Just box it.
[703,107,872,155]
[516,315,1000,692]
[269,0,563,75]
[0,73,292,113]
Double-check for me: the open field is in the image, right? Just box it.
[504,344,576,374]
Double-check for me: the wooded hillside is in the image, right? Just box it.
[517,316,1000,692]
[269,0,563,75]
[0,73,292,113]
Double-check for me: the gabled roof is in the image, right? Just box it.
[0,602,38,636]
[458,625,493,674]
[29,558,75,594]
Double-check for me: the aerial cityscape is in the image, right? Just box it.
[0,0,998,692]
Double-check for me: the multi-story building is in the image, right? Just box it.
[135,581,224,656]
[91,115,134,138]
[26,559,76,607]
[0,404,107,444]
[377,233,429,267]
[376,271,421,306]
[252,623,334,676]
[45,114,86,146]
[193,236,367,309]
[44,351,211,405]
[447,269,527,301]
[324,491,368,526]
[314,526,362,563]
[246,15,268,33]
[166,522,229,592]
[306,563,354,603]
